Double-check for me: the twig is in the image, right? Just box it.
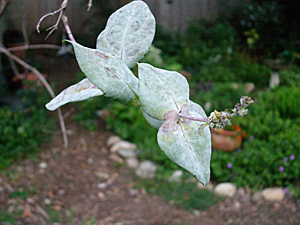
[7,44,63,52]
[0,45,68,148]
[0,0,9,17]
[63,107,75,119]
[36,0,68,39]
[87,0,93,11]
[61,13,76,42]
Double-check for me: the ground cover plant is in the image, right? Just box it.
[0,88,53,171]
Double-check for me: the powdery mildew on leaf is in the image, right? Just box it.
[138,63,189,120]
[142,107,164,129]
[46,78,103,111]
[157,109,211,185]
[96,0,155,68]
[69,41,139,107]
[187,100,207,118]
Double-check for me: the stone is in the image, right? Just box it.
[252,191,263,202]
[197,182,214,190]
[168,170,183,183]
[214,182,237,197]
[109,154,124,163]
[117,149,136,158]
[193,210,201,217]
[136,160,157,179]
[110,141,137,153]
[97,183,107,189]
[234,201,241,209]
[44,198,52,205]
[107,136,121,147]
[204,102,212,112]
[237,188,246,196]
[244,82,255,93]
[95,172,110,179]
[262,188,285,201]
[39,162,48,169]
[126,157,139,169]
[269,71,280,89]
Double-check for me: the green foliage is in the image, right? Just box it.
[0,89,53,170]
[72,95,112,131]
[229,1,299,58]
[191,82,246,114]
[279,69,300,87]
[210,89,300,190]
[0,209,17,223]
[136,178,220,211]
[181,20,238,70]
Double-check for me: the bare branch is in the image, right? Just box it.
[0,45,69,148]
[61,13,76,42]
[36,0,68,39]
[87,0,93,11]
[0,0,9,17]
[7,44,62,52]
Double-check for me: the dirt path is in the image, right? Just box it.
[1,56,299,225]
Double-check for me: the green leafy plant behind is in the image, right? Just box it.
[0,89,53,171]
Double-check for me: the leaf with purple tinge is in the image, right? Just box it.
[138,63,189,120]
[69,41,139,107]
[157,108,211,185]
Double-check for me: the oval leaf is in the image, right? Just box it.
[46,78,103,111]
[69,41,139,106]
[96,1,155,68]
[138,63,189,120]
[142,108,164,129]
[157,110,211,185]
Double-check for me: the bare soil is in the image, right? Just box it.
[0,56,300,225]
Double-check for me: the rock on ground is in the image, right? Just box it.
[136,160,157,179]
[214,182,237,197]
[262,188,285,201]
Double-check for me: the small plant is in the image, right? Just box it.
[46,1,252,185]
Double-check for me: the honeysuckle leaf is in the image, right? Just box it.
[157,107,211,185]
[138,63,189,120]
[96,0,155,68]
[142,108,164,129]
[68,41,139,107]
[46,78,103,111]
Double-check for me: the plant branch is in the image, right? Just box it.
[0,0,9,17]
[87,0,93,11]
[61,13,76,42]
[36,0,68,39]
[178,113,209,122]
[7,44,63,52]
[0,45,68,148]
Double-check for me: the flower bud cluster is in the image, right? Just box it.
[208,96,254,129]
[208,110,231,129]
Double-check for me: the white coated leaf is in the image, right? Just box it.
[142,108,164,129]
[138,63,189,120]
[69,41,139,107]
[46,78,103,111]
[187,100,207,118]
[96,0,155,68]
[157,110,211,185]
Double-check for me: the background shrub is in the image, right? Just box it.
[0,89,53,170]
